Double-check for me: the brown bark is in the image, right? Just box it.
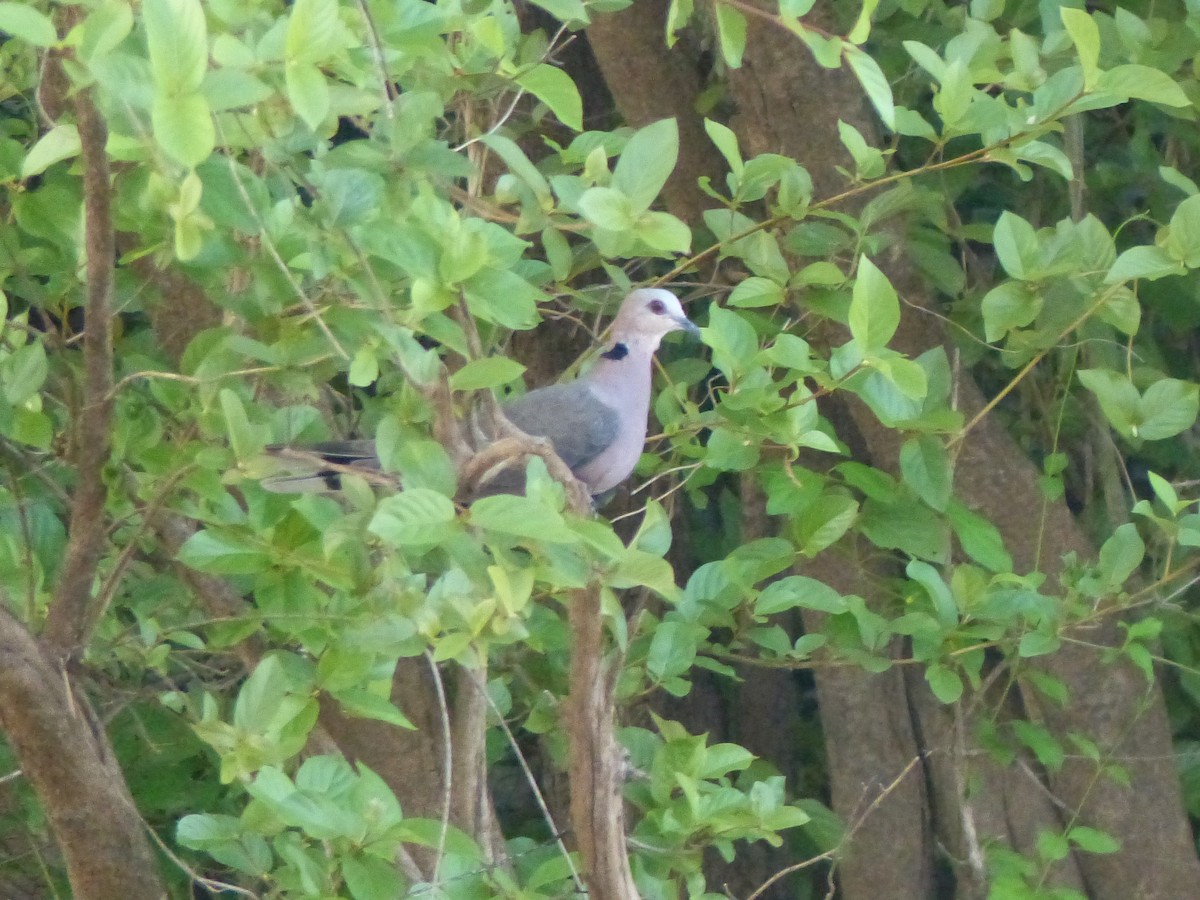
[0,607,165,899]
[567,583,638,899]
[42,45,115,660]
[0,24,167,897]
[587,0,723,229]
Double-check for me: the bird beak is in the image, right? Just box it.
[673,314,701,340]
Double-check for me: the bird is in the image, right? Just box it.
[261,288,699,498]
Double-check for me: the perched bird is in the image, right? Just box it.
[262,288,698,497]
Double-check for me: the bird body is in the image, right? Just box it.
[263,288,697,497]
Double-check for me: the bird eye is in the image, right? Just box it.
[648,299,666,314]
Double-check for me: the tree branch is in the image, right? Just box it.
[42,41,116,659]
[567,582,638,898]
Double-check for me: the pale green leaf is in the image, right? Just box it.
[144,0,208,94]
[1060,8,1100,90]
[1138,378,1199,440]
[714,3,747,67]
[728,277,784,308]
[285,0,340,63]
[286,62,330,131]
[899,435,952,512]
[152,92,214,168]
[368,490,457,546]
[1095,64,1190,108]
[849,256,899,350]
[20,124,80,178]
[613,118,679,212]
[634,210,692,254]
[1105,245,1185,283]
[516,64,583,131]
[993,211,1039,280]
[844,44,895,129]
[578,186,637,231]
[469,495,577,543]
[0,2,56,46]
[449,356,527,392]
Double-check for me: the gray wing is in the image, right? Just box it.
[502,381,619,473]
[261,440,380,493]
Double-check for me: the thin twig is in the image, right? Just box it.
[426,650,453,890]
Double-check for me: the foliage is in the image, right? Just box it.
[3,0,1200,897]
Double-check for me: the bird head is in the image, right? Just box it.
[610,288,699,348]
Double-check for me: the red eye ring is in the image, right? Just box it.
[648,299,666,314]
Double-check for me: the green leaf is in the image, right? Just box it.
[728,277,784,308]
[906,560,956,629]
[526,0,589,22]
[516,64,583,131]
[705,118,743,177]
[1077,369,1139,437]
[757,576,848,615]
[202,69,274,112]
[449,356,527,392]
[647,621,698,681]
[705,427,760,471]
[1012,720,1064,770]
[285,0,341,63]
[613,118,679,212]
[844,44,895,129]
[143,0,208,94]
[368,489,457,546]
[792,493,859,557]
[177,529,270,575]
[613,548,679,597]
[1060,8,1099,90]
[219,389,255,461]
[1037,830,1071,863]
[20,125,79,178]
[1167,194,1200,267]
[1095,65,1190,108]
[0,2,57,46]
[837,119,885,179]
[152,92,215,168]
[1097,522,1144,588]
[634,211,692,254]
[1098,287,1140,336]
[578,186,637,231]
[286,62,330,131]
[542,226,571,280]
[947,502,1012,572]
[1105,245,1185,283]
[992,211,1039,280]
[899,435,952,512]
[847,0,879,44]
[1138,378,1199,440]
[1,342,47,405]
[849,256,899,350]
[703,305,759,374]
[1018,631,1061,658]
[926,664,963,703]
[981,282,1041,342]
[1068,826,1121,854]
[343,855,405,900]
[463,268,542,330]
[333,689,415,729]
[80,1,134,62]
[1147,470,1181,511]
[714,3,747,67]
[482,134,552,204]
[469,494,577,543]
[348,347,378,387]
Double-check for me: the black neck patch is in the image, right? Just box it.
[601,342,629,361]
